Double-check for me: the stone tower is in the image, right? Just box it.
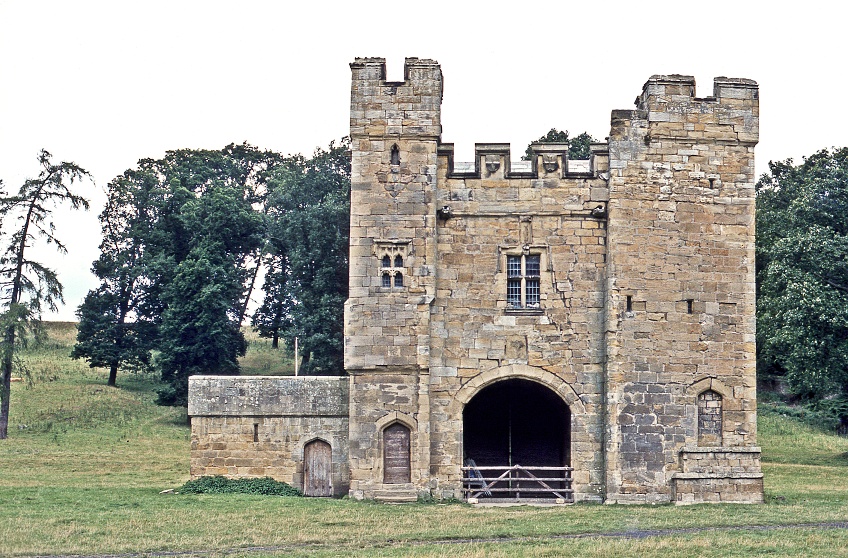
[604,75,761,502]
[345,58,442,500]
[344,58,761,503]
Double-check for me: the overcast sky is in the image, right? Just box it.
[1,0,845,320]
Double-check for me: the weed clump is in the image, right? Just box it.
[180,476,301,496]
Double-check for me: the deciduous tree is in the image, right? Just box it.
[156,182,264,405]
[254,140,350,373]
[74,144,280,400]
[71,163,159,386]
[523,129,597,161]
[757,148,848,398]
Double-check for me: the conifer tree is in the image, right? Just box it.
[0,150,89,438]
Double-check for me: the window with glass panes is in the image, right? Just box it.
[507,254,541,308]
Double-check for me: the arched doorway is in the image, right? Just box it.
[463,378,571,500]
[303,439,333,497]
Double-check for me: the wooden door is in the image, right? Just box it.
[303,439,332,497]
[383,423,411,484]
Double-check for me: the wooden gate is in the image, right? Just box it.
[383,423,411,484]
[461,464,574,502]
[303,439,333,497]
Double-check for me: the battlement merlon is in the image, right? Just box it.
[350,57,443,140]
[638,74,759,103]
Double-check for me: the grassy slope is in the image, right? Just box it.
[1,323,848,557]
[238,327,296,376]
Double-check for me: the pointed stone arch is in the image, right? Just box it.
[687,376,732,401]
[375,410,417,432]
[374,411,416,485]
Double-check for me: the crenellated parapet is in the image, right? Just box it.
[608,74,759,200]
[437,142,609,179]
[634,74,759,145]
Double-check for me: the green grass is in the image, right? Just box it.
[759,408,848,466]
[1,322,848,556]
[238,328,296,375]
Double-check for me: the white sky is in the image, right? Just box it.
[1,0,845,320]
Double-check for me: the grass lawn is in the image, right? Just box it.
[1,323,848,557]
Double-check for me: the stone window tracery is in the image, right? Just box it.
[376,242,408,290]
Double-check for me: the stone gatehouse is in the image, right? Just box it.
[188,57,763,505]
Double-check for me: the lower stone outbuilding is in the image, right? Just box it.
[189,376,349,497]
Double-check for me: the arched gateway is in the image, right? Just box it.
[462,379,572,502]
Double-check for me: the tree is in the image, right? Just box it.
[523,129,597,161]
[74,144,281,399]
[564,132,595,160]
[251,252,290,349]
[156,182,264,405]
[71,164,159,386]
[254,140,350,373]
[0,150,89,439]
[756,148,848,398]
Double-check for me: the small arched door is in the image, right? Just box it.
[303,439,333,496]
[383,423,411,484]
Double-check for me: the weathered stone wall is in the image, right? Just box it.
[344,60,761,505]
[671,447,764,504]
[188,376,349,496]
[345,57,441,371]
[604,75,760,503]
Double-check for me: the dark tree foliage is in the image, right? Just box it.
[71,162,160,386]
[72,287,154,386]
[523,129,597,161]
[251,253,290,350]
[757,148,848,398]
[74,144,282,401]
[0,150,89,438]
[254,140,350,374]
[565,132,595,160]
[77,140,350,401]
[155,183,264,405]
